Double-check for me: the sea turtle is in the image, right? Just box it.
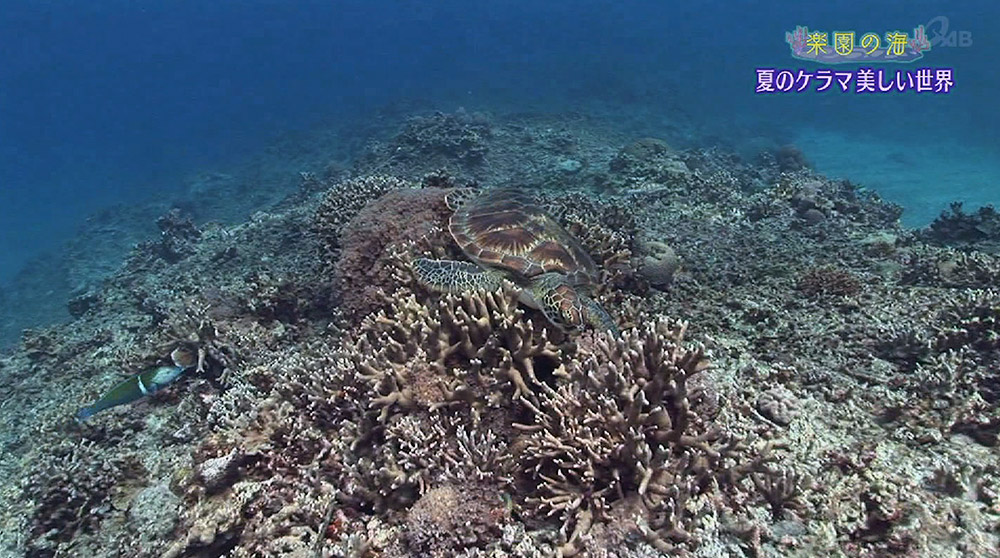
[413,188,618,334]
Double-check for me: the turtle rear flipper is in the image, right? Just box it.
[413,258,506,293]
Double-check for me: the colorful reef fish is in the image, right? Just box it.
[76,365,188,422]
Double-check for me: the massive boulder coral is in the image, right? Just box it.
[333,187,453,319]
[636,240,680,288]
[313,174,414,267]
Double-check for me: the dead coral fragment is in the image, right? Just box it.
[197,447,245,494]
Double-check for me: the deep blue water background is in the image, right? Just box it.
[1,0,997,284]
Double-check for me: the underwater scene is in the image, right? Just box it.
[1,1,998,556]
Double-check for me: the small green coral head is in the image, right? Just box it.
[76,365,186,423]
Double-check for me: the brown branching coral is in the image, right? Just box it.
[155,208,201,262]
[542,191,647,328]
[328,285,774,555]
[751,468,809,520]
[512,320,757,554]
[342,408,516,527]
[774,144,810,172]
[348,289,567,419]
[872,324,934,371]
[924,202,1000,247]
[326,288,561,514]
[545,191,640,285]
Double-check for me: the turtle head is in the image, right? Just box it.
[530,274,618,335]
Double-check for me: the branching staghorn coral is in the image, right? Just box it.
[321,287,561,516]
[348,288,567,418]
[544,192,644,296]
[511,320,760,554]
[326,282,778,555]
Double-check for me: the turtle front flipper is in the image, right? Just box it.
[580,295,619,336]
[413,258,507,293]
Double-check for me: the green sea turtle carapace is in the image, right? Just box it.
[414,188,618,335]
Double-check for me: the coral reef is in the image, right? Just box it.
[403,483,509,557]
[606,137,693,193]
[514,321,768,555]
[924,202,1000,250]
[314,174,414,267]
[21,440,147,555]
[773,144,810,172]
[1,111,998,558]
[795,266,863,297]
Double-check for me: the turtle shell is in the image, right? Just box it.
[448,188,599,286]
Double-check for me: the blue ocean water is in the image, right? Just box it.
[1,0,996,284]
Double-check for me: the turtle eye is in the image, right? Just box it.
[562,303,584,329]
